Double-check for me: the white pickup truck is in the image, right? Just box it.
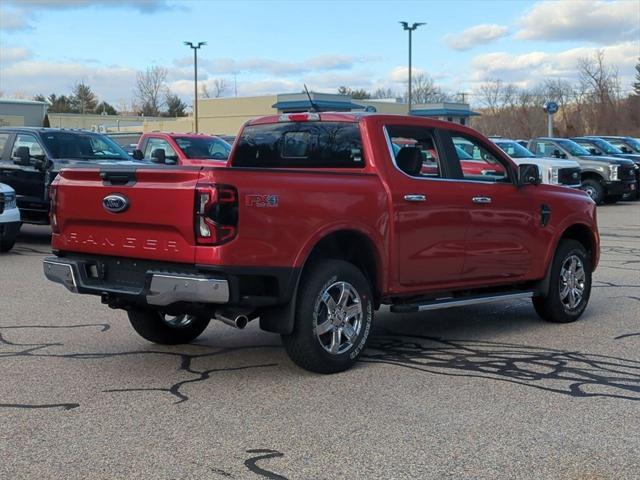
[491,138,582,188]
[0,183,20,252]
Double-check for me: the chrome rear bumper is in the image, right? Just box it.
[43,257,229,306]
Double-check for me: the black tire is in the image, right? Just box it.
[0,224,19,252]
[282,260,374,374]
[127,308,210,345]
[533,239,592,323]
[580,178,605,205]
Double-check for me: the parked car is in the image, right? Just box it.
[44,112,599,374]
[0,183,20,252]
[596,136,640,155]
[491,138,581,188]
[0,127,144,225]
[571,136,640,199]
[132,132,232,165]
[527,137,636,204]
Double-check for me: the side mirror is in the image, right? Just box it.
[13,146,31,165]
[34,157,52,171]
[151,148,166,164]
[621,146,632,154]
[132,149,144,160]
[518,163,541,186]
[589,147,598,155]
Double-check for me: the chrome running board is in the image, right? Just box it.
[391,291,534,313]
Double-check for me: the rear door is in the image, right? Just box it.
[384,124,468,287]
[53,167,202,263]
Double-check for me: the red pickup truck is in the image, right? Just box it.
[132,132,232,165]
[44,112,599,373]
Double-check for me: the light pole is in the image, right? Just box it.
[399,21,425,115]
[184,41,206,132]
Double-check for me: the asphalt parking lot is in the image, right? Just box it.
[1,203,639,479]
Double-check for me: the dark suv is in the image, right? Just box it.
[0,128,141,225]
[528,137,637,204]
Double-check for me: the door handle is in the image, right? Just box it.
[472,196,492,204]
[404,194,426,202]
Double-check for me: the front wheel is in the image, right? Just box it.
[128,308,210,344]
[0,222,20,252]
[282,260,374,374]
[580,179,605,205]
[533,239,592,323]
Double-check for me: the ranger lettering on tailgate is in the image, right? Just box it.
[67,232,180,252]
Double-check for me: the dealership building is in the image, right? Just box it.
[130,92,480,136]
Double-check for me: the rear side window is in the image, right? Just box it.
[234,122,364,168]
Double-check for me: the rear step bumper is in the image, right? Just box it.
[43,257,229,306]
[391,291,534,313]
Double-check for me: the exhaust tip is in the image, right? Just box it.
[235,315,248,330]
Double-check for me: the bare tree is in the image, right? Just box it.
[200,83,211,99]
[372,87,397,99]
[134,66,168,116]
[409,74,450,103]
[212,78,228,98]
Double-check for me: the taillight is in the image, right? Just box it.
[49,179,60,234]
[195,184,238,245]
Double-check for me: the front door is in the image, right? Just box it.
[449,133,538,282]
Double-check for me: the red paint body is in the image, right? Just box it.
[51,113,599,302]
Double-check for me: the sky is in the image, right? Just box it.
[0,0,638,109]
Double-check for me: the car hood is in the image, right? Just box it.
[0,183,16,195]
[577,155,635,165]
[609,153,640,164]
[510,157,580,169]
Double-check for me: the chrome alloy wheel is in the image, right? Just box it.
[582,185,597,199]
[314,281,363,355]
[559,255,586,310]
[161,313,197,328]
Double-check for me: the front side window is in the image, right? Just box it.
[0,133,10,157]
[144,138,178,163]
[452,135,510,183]
[234,122,364,168]
[12,134,44,158]
[532,141,558,157]
[386,125,442,178]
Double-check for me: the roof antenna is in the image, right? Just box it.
[304,84,321,112]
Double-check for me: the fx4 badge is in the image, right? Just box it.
[245,194,279,208]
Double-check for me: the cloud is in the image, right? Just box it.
[0,46,32,63]
[443,24,509,51]
[469,41,639,87]
[1,0,176,32]
[0,60,138,103]
[195,55,361,76]
[516,0,640,43]
[388,66,426,83]
[6,0,172,12]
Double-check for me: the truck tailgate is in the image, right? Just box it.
[52,167,201,263]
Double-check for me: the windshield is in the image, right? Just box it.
[494,140,535,158]
[174,136,231,160]
[625,138,640,151]
[555,139,591,156]
[41,132,130,160]
[584,138,622,154]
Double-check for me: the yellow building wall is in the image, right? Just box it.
[0,115,25,127]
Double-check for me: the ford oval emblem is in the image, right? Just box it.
[103,194,129,213]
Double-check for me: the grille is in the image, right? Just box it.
[621,166,638,181]
[557,167,581,186]
[0,193,5,215]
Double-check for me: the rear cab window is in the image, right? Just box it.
[385,125,442,178]
[233,122,364,169]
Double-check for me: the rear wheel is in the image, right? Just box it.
[128,308,210,344]
[580,179,605,205]
[533,240,592,323]
[282,260,373,374]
